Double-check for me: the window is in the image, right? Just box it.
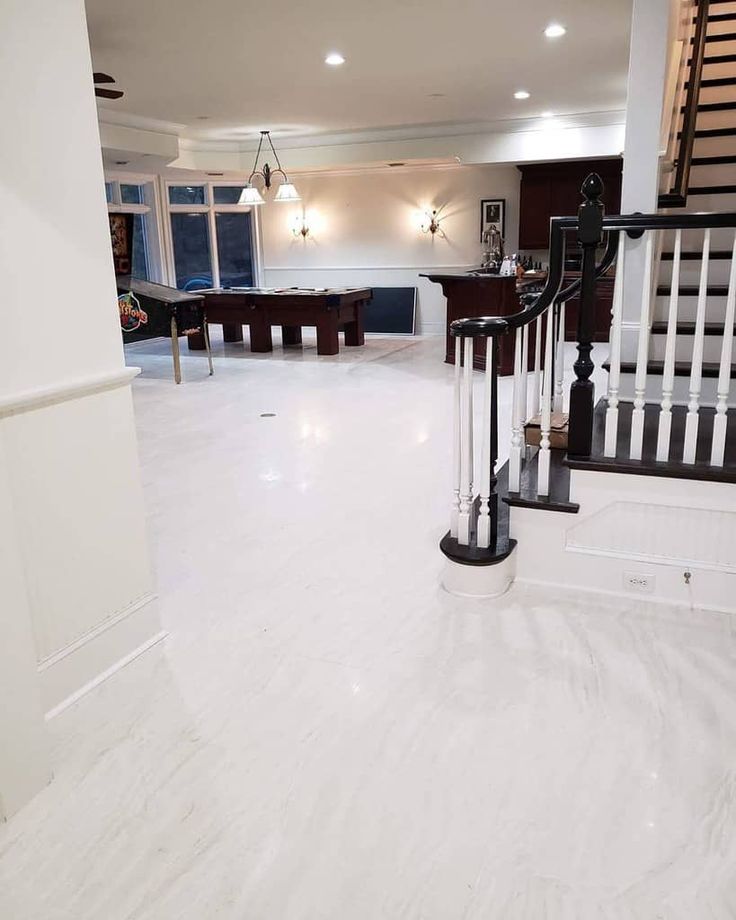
[170,213,212,290]
[105,177,162,282]
[169,185,207,206]
[167,182,256,291]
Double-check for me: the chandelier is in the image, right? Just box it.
[239,131,300,205]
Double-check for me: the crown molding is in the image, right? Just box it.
[117,109,627,156]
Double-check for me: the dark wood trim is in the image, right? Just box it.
[652,320,736,336]
[503,449,579,514]
[662,0,710,209]
[607,359,736,379]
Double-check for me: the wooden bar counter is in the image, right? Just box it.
[421,273,522,375]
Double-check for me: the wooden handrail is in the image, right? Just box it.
[659,0,711,208]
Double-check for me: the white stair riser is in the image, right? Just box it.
[689,163,736,186]
[614,371,722,406]
[649,332,735,363]
[693,109,736,131]
[676,228,736,251]
[654,293,731,322]
[692,135,736,158]
[659,260,733,286]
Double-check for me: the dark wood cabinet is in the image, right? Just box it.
[518,158,623,250]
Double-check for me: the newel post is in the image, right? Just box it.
[568,172,604,458]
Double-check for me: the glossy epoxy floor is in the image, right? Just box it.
[1,333,735,919]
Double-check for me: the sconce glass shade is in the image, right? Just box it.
[238,183,265,205]
[274,182,301,202]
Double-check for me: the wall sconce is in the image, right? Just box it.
[291,213,310,239]
[419,208,441,235]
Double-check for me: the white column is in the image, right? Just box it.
[0,0,160,742]
[619,0,678,364]
[509,329,524,492]
[710,233,736,467]
[0,434,50,819]
[656,229,682,461]
[683,229,711,463]
[537,307,555,498]
[450,337,461,538]
[477,343,495,549]
[604,234,626,457]
[629,232,656,460]
[457,338,475,545]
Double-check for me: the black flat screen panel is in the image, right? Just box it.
[363,287,416,334]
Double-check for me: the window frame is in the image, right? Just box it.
[105,172,165,283]
[164,179,261,290]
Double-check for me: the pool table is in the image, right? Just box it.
[188,287,371,356]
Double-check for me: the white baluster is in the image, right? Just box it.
[710,231,736,467]
[531,317,542,419]
[656,229,682,462]
[683,228,711,464]
[508,328,524,492]
[537,306,555,497]
[477,341,495,548]
[457,337,475,544]
[554,302,566,413]
[604,234,626,457]
[450,336,461,538]
[629,231,656,461]
[521,324,530,425]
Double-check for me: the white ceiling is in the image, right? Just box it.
[86,0,632,145]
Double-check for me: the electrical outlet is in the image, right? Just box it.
[623,571,655,594]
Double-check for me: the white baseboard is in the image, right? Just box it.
[38,592,163,716]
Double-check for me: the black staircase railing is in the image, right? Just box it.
[442,173,736,567]
[659,0,710,208]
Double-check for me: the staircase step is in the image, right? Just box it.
[687,76,736,88]
[699,53,736,64]
[661,249,733,260]
[656,284,730,296]
[565,400,736,484]
[696,31,736,42]
[687,184,736,195]
[439,465,517,565]
[651,320,735,335]
[612,360,736,378]
[704,12,736,23]
[684,126,736,138]
[684,100,736,112]
[503,449,579,515]
[691,154,736,164]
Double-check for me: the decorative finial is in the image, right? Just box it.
[581,172,604,202]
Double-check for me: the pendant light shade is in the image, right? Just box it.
[238,183,265,206]
[274,182,301,202]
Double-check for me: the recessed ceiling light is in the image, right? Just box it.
[544,23,566,38]
[514,90,530,100]
[428,92,445,98]
[196,115,211,120]
[325,52,345,66]
[541,111,554,118]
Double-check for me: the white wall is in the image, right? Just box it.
[0,0,161,813]
[260,164,521,333]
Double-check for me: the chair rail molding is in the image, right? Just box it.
[0,367,140,420]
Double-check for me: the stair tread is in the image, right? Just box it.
[612,360,736,378]
[691,154,736,164]
[651,320,735,335]
[688,126,736,137]
[566,401,736,484]
[503,449,579,514]
[661,250,733,260]
[656,284,730,295]
[686,184,736,195]
[688,76,736,87]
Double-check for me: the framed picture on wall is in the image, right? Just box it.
[480,198,506,241]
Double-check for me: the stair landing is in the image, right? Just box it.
[565,399,736,484]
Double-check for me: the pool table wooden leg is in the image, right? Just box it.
[343,309,365,347]
[222,323,244,343]
[316,315,340,355]
[249,317,274,353]
[281,325,303,347]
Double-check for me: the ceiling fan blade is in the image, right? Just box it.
[95,88,124,99]
[93,72,116,84]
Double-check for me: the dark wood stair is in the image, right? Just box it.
[661,250,733,260]
[565,400,736,484]
[608,359,736,379]
[651,320,735,335]
[684,101,736,112]
[503,448,579,514]
[656,284,730,296]
[690,154,736,164]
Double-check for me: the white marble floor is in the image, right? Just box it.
[1,332,735,919]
